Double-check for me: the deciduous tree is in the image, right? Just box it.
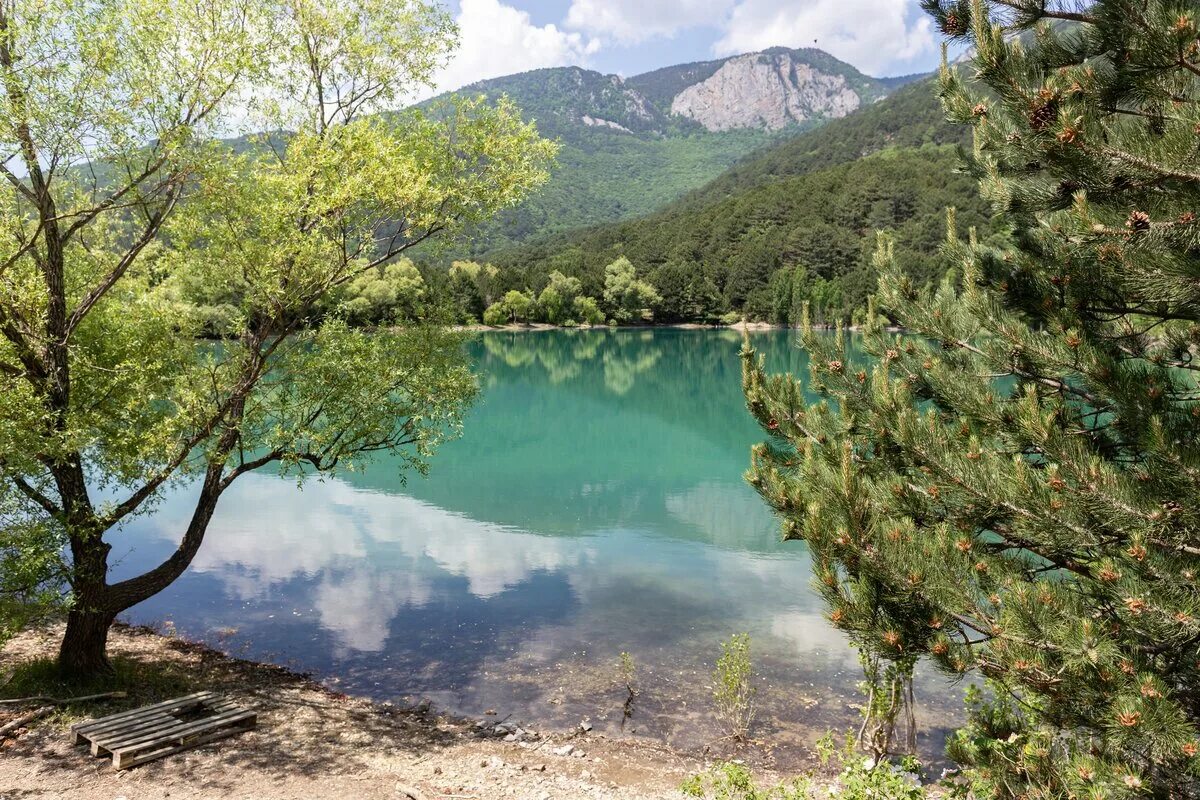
[0,0,554,676]
[602,257,661,323]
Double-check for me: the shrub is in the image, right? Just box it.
[713,633,756,741]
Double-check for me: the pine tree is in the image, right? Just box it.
[743,1,1200,795]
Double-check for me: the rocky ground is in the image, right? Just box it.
[0,624,800,800]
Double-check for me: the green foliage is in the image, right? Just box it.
[537,270,583,324]
[420,47,918,260]
[681,762,811,800]
[603,257,661,323]
[0,653,197,721]
[681,734,924,800]
[443,127,780,258]
[573,295,606,326]
[814,733,924,800]
[333,258,426,324]
[446,260,501,323]
[482,303,508,327]
[617,651,638,693]
[713,633,756,741]
[0,0,553,671]
[835,759,924,800]
[489,78,993,323]
[482,289,535,326]
[0,513,63,648]
[652,261,723,323]
[744,1,1200,795]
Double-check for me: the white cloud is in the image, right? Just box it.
[565,0,733,45]
[422,0,600,99]
[713,0,935,76]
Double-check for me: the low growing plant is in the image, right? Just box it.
[682,737,925,800]
[617,651,638,695]
[681,762,811,800]
[816,732,924,800]
[713,633,756,741]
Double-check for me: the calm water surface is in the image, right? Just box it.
[113,329,964,762]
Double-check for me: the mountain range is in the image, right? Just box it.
[423,48,924,259]
[484,77,995,321]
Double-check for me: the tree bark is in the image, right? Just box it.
[58,608,118,678]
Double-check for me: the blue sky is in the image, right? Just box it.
[425,0,946,97]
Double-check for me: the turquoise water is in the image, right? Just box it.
[113,329,962,761]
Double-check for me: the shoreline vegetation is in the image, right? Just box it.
[0,623,816,800]
[451,321,894,333]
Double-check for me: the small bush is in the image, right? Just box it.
[482,303,508,326]
[682,762,810,800]
[713,633,756,740]
[682,737,926,800]
[617,651,637,693]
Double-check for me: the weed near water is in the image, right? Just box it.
[682,761,811,800]
[713,633,756,741]
[683,734,926,800]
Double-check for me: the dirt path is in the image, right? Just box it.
[0,625,755,800]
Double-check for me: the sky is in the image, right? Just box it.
[424,0,945,98]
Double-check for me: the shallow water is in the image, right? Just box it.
[113,328,965,764]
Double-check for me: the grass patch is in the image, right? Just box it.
[1,655,198,725]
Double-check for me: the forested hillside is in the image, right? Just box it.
[423,50,915,258]
[472,79,998,323]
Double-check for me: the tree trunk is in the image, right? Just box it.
[58,608,118,679]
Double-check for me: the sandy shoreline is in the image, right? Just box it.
[0,624,808,800]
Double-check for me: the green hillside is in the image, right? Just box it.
[442,124,780,258]
[480,79,999,322]
[421,51,917,259]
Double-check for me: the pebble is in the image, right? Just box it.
[552,744,574,757]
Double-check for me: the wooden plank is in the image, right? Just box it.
[91,703,244,753]
[107,708,256,757]
[83,695,242,753]
[71,691,217,742]
[75,711,176,748]
[72,691,216,730]
[91,710,226,754]
[89,713,194,757]
[112,717,256,770]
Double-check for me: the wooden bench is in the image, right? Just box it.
[70,691,256,769]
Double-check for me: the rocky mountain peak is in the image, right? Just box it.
[670,51,862,132]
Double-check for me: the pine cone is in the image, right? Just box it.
[941,11,968,36]
[1029,90,1060,131]
[1126,210,1152,233]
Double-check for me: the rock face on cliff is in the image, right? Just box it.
[670,52,863,131]
[442,47,897,139]
[413,48,920,258]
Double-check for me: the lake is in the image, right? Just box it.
[112,328,964,763]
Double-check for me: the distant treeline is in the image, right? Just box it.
[463,79,1003,325]
[168,80,1006,330]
